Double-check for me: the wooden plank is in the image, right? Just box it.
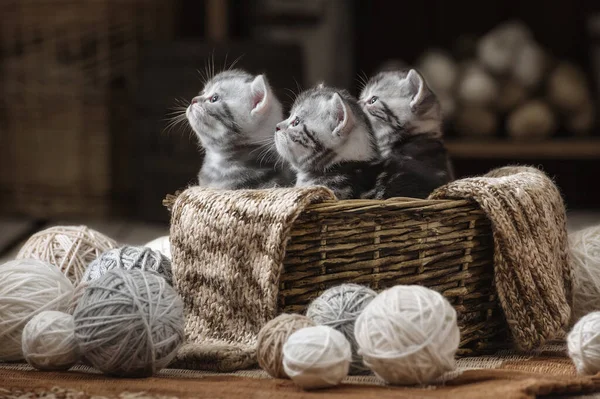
[446,139,600,159]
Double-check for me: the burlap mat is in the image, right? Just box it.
[1,343,599,398]
[429,166,572,350]
[168,187,336,371]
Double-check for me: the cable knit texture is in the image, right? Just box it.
[168,186,336,371]
[429,165,572,350]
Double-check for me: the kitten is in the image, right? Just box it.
[274,84,408,200]
[360,69,454,195]
[186,69,292,189]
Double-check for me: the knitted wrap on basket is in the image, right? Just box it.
[429,165,572,350]
[168,186,336,371]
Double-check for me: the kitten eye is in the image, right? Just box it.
[291,117,300,127]
[209,94,219,103]
[368,96,378,105]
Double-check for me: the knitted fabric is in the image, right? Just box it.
[429,165,572,350]
[167,186,336,371]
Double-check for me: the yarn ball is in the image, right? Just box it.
[570,225,600,323]
[0,259,74,361]
[16,225,117,286]
[144,236,172,259]
[306,284,377,374]
[354,285,460,385]
[81,245,173,286]
[73,268,185,377]
[283,325,352,390]
[257,313,316,378]
[568,311,600,375]
[22,310,80,370]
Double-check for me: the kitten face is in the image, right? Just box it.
[275,85,377,171]
[359,69,442,155]
[186,70,282,152]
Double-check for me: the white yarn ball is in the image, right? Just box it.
[570,226,600,323]
[283,325,352,390]
[568,311,600,374]
[0,259,74,361]
[144,236,171,259]
[22,310,80,370]
[354,285,460,385]
[144,236,172,259]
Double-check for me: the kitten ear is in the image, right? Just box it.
[331,93,355,136]
[406,69,428,112]
[250,74,270,115]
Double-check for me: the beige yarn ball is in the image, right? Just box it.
[17,225,117,286]
[256,313,316,378]
[22,310,80,371]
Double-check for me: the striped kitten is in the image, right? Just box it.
[186,69,292,189]
[360,69,454,196]
[275,84,406,200]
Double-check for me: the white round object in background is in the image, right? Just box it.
[417,50,458,93]
[477,21,532,74]
[512,41,547,89]
[457,62,499,106]
[283,325,352,390]
[507,100,556,141]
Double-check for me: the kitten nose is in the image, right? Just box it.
[276,126,281,132]
[191,96,200,105]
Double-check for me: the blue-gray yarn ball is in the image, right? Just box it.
[73,268,185,377]
[81,246,172,286]
[306,284,377,375]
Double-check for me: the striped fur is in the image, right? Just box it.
[275,84,426,199]
[359,69,455,196]
[186,69,293,189]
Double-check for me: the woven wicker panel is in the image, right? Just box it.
[0,0,176,217]
[279,198,507,355]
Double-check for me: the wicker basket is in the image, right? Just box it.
[279,198,505,355]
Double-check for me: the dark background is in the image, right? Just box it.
[2,0,600,224]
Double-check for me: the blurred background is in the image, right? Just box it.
[1,0,600,244]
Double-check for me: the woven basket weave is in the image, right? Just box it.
[279,198,504,355]
[165,190,507,358]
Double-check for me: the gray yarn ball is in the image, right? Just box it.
[73,269,185,377]
[306,284,377,375]
[81,246,172,286]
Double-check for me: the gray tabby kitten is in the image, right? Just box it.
[359,69,454,197]
[186,69,292,189]
[274,84,408,200]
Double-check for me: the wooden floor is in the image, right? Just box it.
[1,211,598,264]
